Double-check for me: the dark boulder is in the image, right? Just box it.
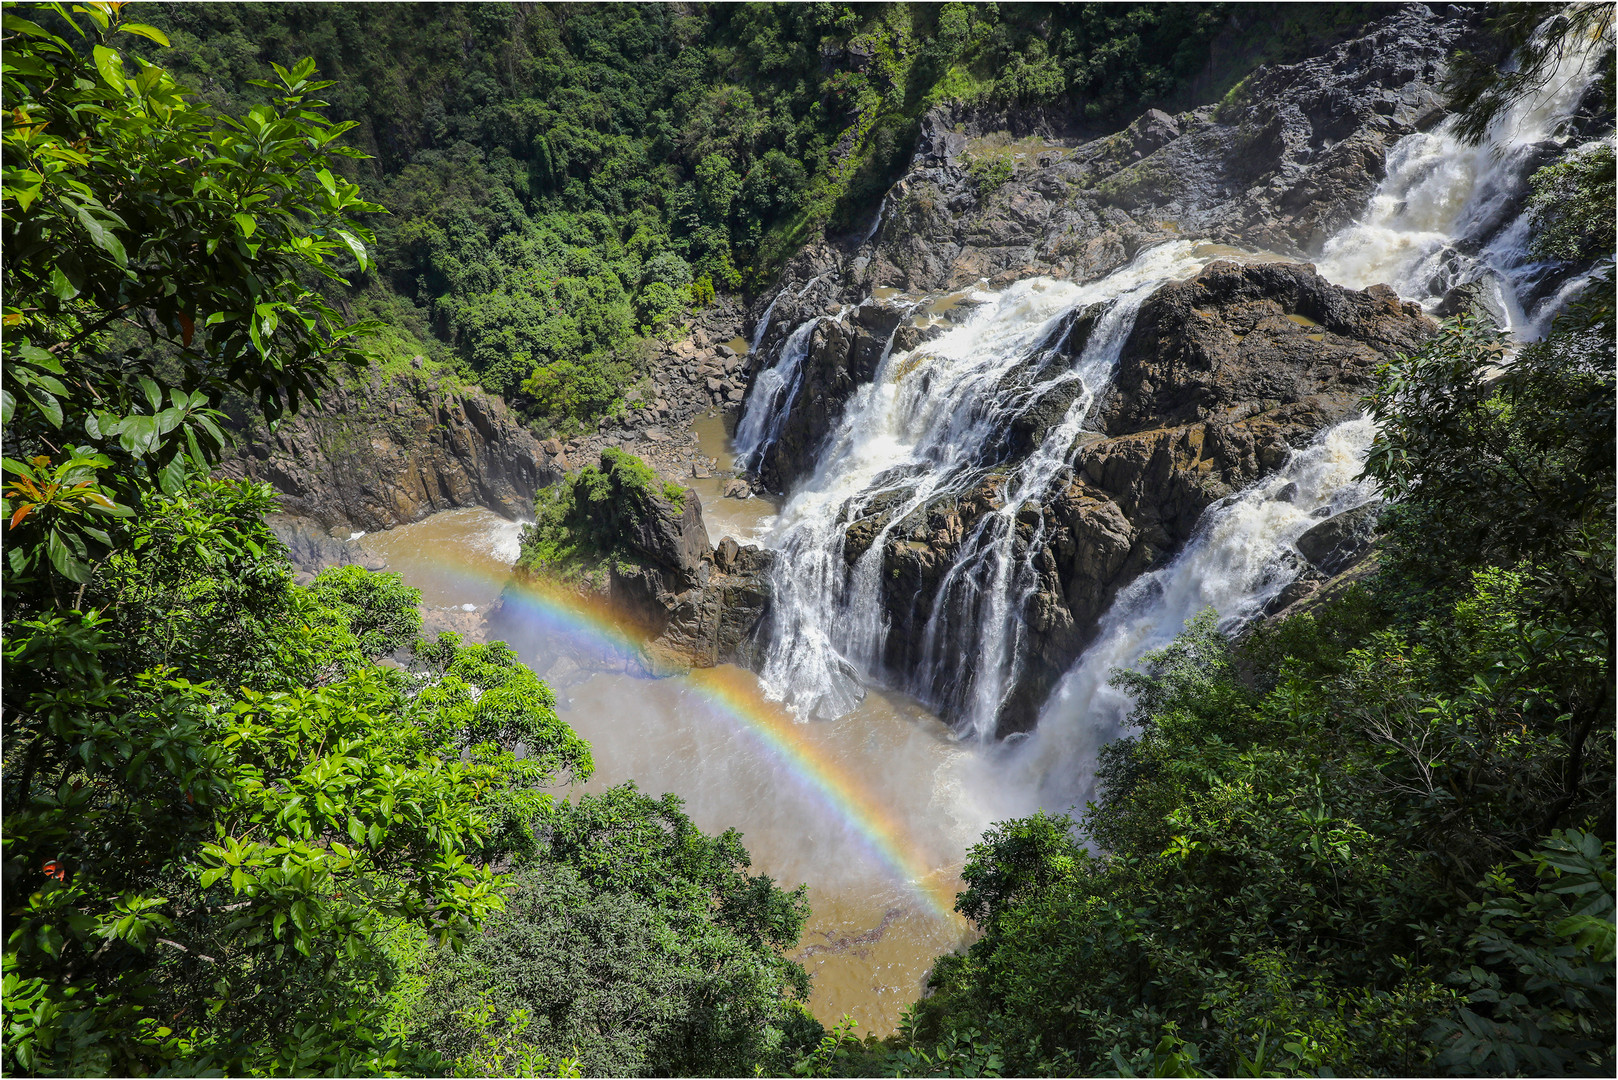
[1296,501,1381,575]
[1097,261,1432,436]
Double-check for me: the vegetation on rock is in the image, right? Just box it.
[517,447,690,585]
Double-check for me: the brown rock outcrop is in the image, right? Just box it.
[220,370,562,532]
[491,457,773,679]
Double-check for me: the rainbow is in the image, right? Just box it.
[415,551,965,925]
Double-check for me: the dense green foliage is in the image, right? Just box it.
[2,5,381,593]
[129,1,1382,428]
[413,785,817,1077]
[2,12,815,1075]
[1528,142,1616,263]
[8,3,1614,1077]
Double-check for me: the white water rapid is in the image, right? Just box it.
[753,241,1228,723]
[1318,24,1607,338]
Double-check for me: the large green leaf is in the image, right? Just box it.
[90,44,123,90]
[116,22,170,46]
[23,387,63,429]
[74,207,128,268]
[46,528,89,582]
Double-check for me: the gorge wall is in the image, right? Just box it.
[220,369,564,568]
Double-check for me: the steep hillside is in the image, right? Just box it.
[134,2,1390,426]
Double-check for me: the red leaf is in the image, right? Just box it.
[10,503,33,529]
[180,312,195,347]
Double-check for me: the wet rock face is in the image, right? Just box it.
[600,478,774,670]
[220,371,562,532]
[1260,500,1385,618]
[751,296,912,492]
[1295,500,1381,576]
[266,513,385,580]
[1096,261,1432,435]
[860,263,1433,735]
[619,485,711,590]
[619,541,776,674]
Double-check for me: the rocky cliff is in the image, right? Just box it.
[857,261,1432,731]
[808,4,1475,298]
[220,369,564,537]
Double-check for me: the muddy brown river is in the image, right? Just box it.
[352,418,987,1034]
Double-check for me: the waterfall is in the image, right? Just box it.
[736,275,838,469]
[862,194,890,246]
[734,315,825,469]
[915,286,1159,740]
[991,24,1609,818]
[754,242,1220,722]
[741,15,1603,759]
[1318,25,1605,338]
[988,417,1378,813]
[750,290,786,354]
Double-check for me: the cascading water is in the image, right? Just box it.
[988,22,1610,817]
[985,417,1379,814]
[861,193,890,246]
[735,275,837,468]
[741,12,1603,765]
[1318,23,1607,338]
[749,290,785,354]
[752,242,1224,723]
[734,315,825,468]
[915,286,1159,740]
